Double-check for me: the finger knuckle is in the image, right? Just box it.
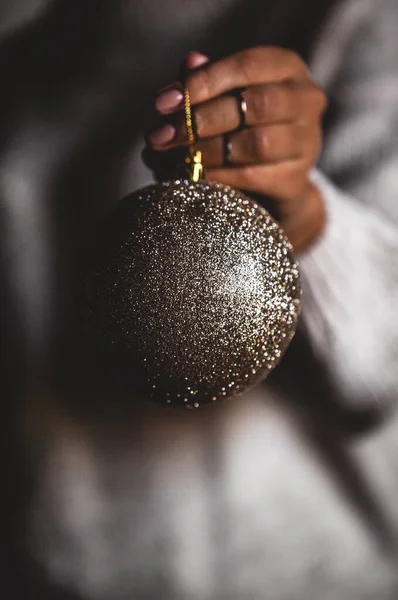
[251,88,272,122]
[251,127,271,161]
[238,48,263,83]
[194,67,212,99]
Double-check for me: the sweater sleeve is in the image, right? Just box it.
[297,0,398,408]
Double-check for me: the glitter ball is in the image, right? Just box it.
[85,180,301,407]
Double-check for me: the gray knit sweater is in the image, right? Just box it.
[2,0,398,598]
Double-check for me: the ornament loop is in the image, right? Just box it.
[184,86,197,150]
[183,86,204,182]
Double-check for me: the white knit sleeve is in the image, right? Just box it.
[297,0,398,407]
[298,170,398,408]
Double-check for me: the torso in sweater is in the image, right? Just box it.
[2,1,398,598]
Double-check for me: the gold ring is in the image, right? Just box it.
[223,133,233,167]
[234,87,248,132]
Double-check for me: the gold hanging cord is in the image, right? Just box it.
[184,86,204,182]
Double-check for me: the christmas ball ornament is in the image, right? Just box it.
[84,88,301,408]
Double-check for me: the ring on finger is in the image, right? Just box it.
[222,133,233,166]
[234,87,248,132]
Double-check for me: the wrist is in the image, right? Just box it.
[282,181,327,254]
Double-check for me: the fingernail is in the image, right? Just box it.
[149,124,176,146]
[186,51,210,69]
[156,88,184,114]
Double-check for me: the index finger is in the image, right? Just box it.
[186,46,308,106]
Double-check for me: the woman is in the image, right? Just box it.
[2,0,398,598]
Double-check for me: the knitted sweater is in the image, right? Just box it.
[1,1,398,598]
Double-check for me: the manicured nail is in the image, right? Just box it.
[156,88,184,114]
[186,51,210,69]
[149,124,176,146]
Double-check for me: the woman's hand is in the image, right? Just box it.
[146,48,327,252]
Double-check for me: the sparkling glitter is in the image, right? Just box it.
[86,180,301,407]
